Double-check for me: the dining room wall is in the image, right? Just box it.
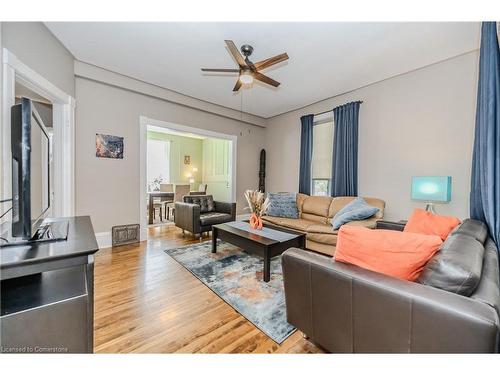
[147,131,204,188]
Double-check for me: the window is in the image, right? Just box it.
[311,121,334,196]
[312,179,330,196]
[147,138,170,191]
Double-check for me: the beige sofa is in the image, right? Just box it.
[262,194,385,256]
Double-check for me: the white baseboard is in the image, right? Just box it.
[95,231,112,249]
[140,227,148,241]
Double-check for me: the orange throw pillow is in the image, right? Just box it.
[404,208,461,241]
[334,226,442,281]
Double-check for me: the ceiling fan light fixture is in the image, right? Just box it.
[239,71,253,84]
[201,40,288,92]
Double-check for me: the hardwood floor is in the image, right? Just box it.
[93,225,323,353]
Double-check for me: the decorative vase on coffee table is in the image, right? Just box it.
[244,189,269,231]
[249,213,263,230]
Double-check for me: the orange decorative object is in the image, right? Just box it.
[249,213,263,230]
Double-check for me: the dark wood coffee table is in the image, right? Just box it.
[211,221,306,282]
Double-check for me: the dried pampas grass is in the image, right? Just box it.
[244,190,270,217]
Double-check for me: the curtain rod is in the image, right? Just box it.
[314,101,363,116]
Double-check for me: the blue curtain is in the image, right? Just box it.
[331,101,361,197]
[299,114,314,195]
[470,22,500,247]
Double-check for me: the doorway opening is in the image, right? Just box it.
[139,117,237,237]
[1,48,75,233]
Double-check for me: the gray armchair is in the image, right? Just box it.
[174,195,236,239]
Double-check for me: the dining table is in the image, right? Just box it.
[147,190,206,224]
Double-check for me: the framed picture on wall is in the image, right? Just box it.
[96,133,124,159]
[184,155,191,165]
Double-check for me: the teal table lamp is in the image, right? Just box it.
[411,176,452,214]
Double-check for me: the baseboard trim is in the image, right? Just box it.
[140,227,148,242]
[95,231,112,249]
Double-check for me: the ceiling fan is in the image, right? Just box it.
[201,40,289,92]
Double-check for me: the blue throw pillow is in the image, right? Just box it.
[266,192,299,219]
[331,197,379,229]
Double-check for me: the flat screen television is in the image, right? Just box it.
[11,97,51,240]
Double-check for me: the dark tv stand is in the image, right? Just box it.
[1,218,69,247]
[0,216,99,353]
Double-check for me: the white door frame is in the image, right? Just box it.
[1,48,75,223]
[139,116,237,240]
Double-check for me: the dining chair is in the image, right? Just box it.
[159,183,174,220]
[152,200,163,222]
[160,183,174,192]
[166,184,190,220]
[198,184,207,193]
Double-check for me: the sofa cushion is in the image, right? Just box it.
[307,232,338,246]
[308,224,338,234]
[266,192,299,218]
[452,218,488,244]
[301,195,333,220]
[261,215,282,226]
[296,193,308,214]
[262,216,315,232]
[343,218,378,229]
[335,226,442,281]
[418,232,485,296]
[331,197,379,229]
[276,218,316,232]
[306,239,336,256]
[199,212,232,226]
[184,195,215,213]
[404,208,461,241]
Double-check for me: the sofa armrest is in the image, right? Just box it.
[214,201,236,220]
[282,248,499,353]
[375,220,406,231]
[174,202,201,234]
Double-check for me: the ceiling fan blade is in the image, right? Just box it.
[233,79,242,92]
[225,40,247,68]
[254,53,289,71]
[253,72,280,87]
[201,68,240,73]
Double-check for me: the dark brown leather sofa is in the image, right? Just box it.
[174,195,236,238]
[282,219,500,353]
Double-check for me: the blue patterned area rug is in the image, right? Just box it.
[164,240,296,343]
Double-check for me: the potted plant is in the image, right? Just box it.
[244,190,270,230]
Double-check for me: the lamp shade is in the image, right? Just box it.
[411,176,452,203]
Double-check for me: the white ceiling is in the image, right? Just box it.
[46,22,480,118]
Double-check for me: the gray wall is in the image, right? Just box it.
[75,76,265,233]
[1,22,75,96]
[265,51,479,221]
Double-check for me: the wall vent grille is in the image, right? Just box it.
[112,224,140,247]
